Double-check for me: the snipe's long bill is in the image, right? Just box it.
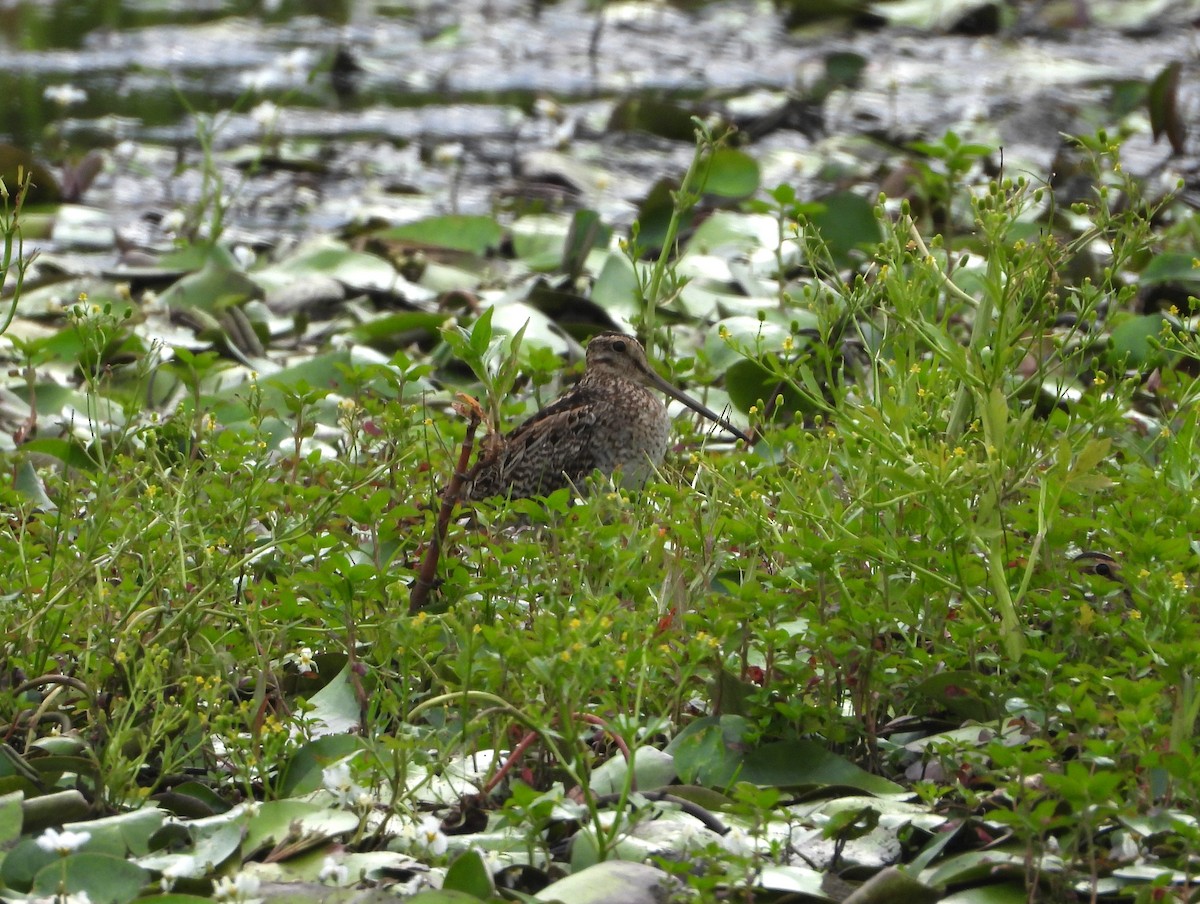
[463,332,747,501]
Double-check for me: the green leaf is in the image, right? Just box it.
[243,800,359,858]
[1140,252,1200,286]
[469,305,495,358]
[252,238,401,293]
[33,852,149,903]
[666,715,751,787]
[738,740,905,794]
[18,438,98,473]
[443,849,496,898]
[306,662,363,737]
[1107,313,1171,371]
[807,191,881,268]
[63,807,164,857]
[699,148,760,199]
[157,246,256,313]
[511,214,573,271]
[278,735,366,798]
[376,215,504,255]
[608,97,697,141]
[562,209,609,278]
[589,253,642,321]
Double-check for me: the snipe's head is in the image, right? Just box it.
[584,332,655,383]
[584,332,750,443]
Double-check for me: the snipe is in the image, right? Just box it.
[463,332,748,500]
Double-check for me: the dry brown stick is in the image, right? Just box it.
[409,397,484,613]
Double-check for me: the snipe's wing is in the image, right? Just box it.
[467,384,603,499]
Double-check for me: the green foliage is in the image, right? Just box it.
[3,126,1200,903]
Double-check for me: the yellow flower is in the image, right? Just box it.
[1171,572,1188,592]
[1077,603,1094,629]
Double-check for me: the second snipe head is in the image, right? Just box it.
[463,332,748,501]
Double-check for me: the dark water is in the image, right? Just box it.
[1,0,1194,248]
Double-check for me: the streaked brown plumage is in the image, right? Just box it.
[463,333,748,500]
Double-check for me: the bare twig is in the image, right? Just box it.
[409,395,486,613]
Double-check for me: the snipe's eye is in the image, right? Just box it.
[612,340,627,353]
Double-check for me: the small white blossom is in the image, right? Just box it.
[413,815,448,857]
[433,142,463,166]
[160,209,187,234]
[322,760,364,807]
[112,140,137,163]
[44,83,87,106]
[533,97,562,120]
[250,101,278,131]
[232,245,257,269]
[318,855,350,885]
[35,827,90,854]
[283,646,317,674]
[33,892,92,904]
[159,858,191,892]
[279,47,312,77]
[212,872,261,902]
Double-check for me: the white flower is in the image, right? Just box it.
[413,815,448,857]
[533,97,562,120]
[232,245,257,269]
[279,47,312,77]
[35,827,90,854]
[160,209,187,234]
[44,84,87,106]
[322,760,364,807]
[283,646,317,674]
[159,858,191,892]
[212,872,260,902]
[318,855,350,884]
[433,142,463,166]
[112,140,137,163]
[250,101,278,131]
